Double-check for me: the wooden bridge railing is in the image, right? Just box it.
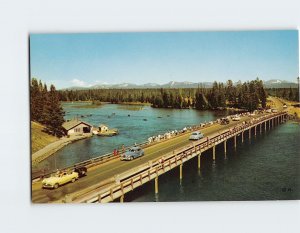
[68,112,287,203]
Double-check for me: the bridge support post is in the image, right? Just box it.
[234,135,237,148]
[224,140,227,154]
[254,126,257,136]
[271,119,273,128]
[241,131,244,143]
[198,153,201,169]
[249,128,251,139]
[265,121,266,131]
[120,195,124,203]
[260,123,262,134]
[155,177,158,194]
[179,164,183,180]
[213,145,216,160]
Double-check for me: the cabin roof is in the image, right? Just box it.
[62,119,92,131]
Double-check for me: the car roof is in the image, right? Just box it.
[129,146,141,150]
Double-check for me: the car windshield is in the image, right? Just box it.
[192,133,198,135]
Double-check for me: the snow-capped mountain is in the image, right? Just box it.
[60,79,298,90]
[263,79,298,88]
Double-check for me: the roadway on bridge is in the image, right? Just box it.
[32,113,271,203]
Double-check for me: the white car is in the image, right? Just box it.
[189,131,204,140]
[42,171,79,189]
[266,109,272,113]
[232,116,241,121]
[271,109,278,113]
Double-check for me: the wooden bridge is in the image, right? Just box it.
[63,111,287,203]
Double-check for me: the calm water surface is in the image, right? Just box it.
[38,103,300,201]
[125,122,300,201]
[39,103,228,170]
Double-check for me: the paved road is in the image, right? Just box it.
[32,113,268,203]
[268,96,284,111]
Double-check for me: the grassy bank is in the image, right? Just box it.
[31,121,59,153]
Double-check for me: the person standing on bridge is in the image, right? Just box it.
[113,149,117,156]
[122,144,125,153]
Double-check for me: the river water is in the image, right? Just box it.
[126,121,300,201]
[38,102,230,171]
[39,102,299,201]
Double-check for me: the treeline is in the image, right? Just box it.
[58,78,267,112]
[194,79,267,111]
[267,87,299,102]
[31,78,65,137]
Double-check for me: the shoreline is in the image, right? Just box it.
[32,133,92,166]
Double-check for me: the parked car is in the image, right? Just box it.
[42,171,79,189]
[271,108,278,113]
[220,118,230,125]
[189,131,204,140]
[74,166,87,178]
[266,109,272,113]
[283,104,287,108]
[232,115,241,121]
[121,146,144,161]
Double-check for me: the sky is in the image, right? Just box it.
[30,30,299,89]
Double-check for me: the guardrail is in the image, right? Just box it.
[68,112,287,203]
[31,117,221,181]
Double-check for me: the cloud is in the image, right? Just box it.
[71,79,92,87]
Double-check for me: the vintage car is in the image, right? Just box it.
[189,131,204,140]
[42,171,79,189]
[232,115,241,121]
[266,109,272,113]
[220,118,230,125]
[121,146,144,161]
[74,166,87,178]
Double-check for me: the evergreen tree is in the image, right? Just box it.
[43,85,65,137]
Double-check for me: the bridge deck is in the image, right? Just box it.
[31,112,287,203]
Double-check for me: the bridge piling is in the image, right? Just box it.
[155,177,158,194]
[265,121,267,131]
[234,135,237,148]
[260,123,262,134]
[180,164,183,180]
[64,112,287,204]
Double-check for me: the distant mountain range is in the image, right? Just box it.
[263,79,298,88]
[61,79,298,90]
